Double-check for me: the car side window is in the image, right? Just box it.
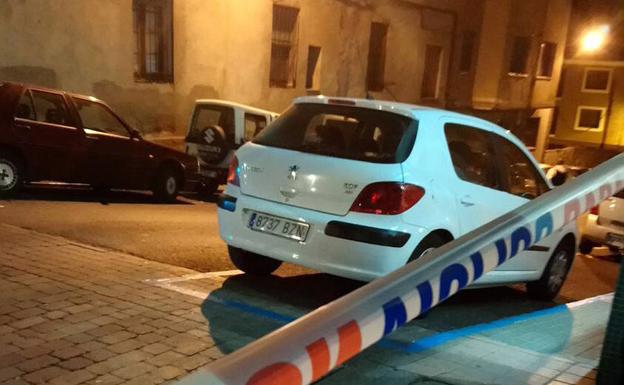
[244,113,267,141]
[444,123,500,190]
[73,97,129,138]
[493,136,549,199]
[30,90,71,126]
[15,91,36,120]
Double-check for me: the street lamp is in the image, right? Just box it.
[579,24,610,54]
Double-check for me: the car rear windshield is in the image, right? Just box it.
[187,105,235,145]
[253,103,417,164]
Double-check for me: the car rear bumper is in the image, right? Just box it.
[583,213,624,247]
[217,190,428,281]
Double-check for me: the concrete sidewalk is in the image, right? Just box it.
[0,224,608,385]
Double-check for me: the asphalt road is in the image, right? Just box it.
[0,184,620,305]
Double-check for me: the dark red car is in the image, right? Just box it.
[0,82,199,202]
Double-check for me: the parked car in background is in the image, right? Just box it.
[580,189,624,255]
[218,96,578,300]
[185,100,278,197]
[0,82,199,202]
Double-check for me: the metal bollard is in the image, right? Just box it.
[180,154,624,385]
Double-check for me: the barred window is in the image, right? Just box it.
[133,0,173,83]
[270,5,299,88]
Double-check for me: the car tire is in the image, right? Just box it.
[0,153,23,199]
[228,246,282,276]
[579,238,597,255]
[526,241,575,301]
[408,233,448,263]
[153,166,180,203]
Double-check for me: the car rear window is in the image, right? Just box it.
[253,103,417,164]
[614,189,624,199]
[187,105,235,145]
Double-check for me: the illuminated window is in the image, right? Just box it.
[270,5,299,88]
[582,68,612,93]
[574,106,606,132]
[133,0,173,83]
[366,22,388,92]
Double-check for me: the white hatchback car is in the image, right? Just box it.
[218,97,578,300]
[580,190,624,254]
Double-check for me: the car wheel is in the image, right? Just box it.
[0,154,23,198]
[408,233,448,263]
[228,246,282,276]
[579,238,597,255]
[526,241,575,301]
[153,167,180,203]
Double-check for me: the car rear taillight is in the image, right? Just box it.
[350,183,425,215]
[227,156,240,186]
[590,205,599,215]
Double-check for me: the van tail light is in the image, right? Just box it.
[590,205,599,216]
[227,156,240,186]
[350,183,425,215]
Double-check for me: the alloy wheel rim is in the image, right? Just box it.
[548,250,569,292]
[165,176,177,195]
[0,161,16,190]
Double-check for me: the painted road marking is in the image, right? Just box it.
[151,270,242,284]
[148,270,613,356]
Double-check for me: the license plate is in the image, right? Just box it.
[606,233,624,249]
[247,211,310,242]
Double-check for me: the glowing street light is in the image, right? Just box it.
[580,24,610,54]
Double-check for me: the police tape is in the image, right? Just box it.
[179,154,624,385]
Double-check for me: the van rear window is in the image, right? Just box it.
[253,103,417,164]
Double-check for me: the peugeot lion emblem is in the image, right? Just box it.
[288,165,299,181]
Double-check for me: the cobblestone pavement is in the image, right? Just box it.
[0,224,610,385]
[0,224,222,385]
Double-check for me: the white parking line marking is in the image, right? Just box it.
[566,292,613,308]
[150,269,242,284]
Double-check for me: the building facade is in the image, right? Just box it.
[0,0,571,150]
[551,0,624,152]
[553,60,624,149]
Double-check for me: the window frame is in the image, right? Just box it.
[508,36,531,77]
[26,89,77,129]
[536,41,557,80]
[71,97,132,139]
[490,133,550,199]
[444,122,549,198]
[133,0,174,83]
[459,30,476,74]
[444,122,501,191]
[573,106,606,132]
[305,45,322,91]
[366,22,388,92]
[269,4,300,88]
[581,67,613,94]
[243,113,268,142]
[421,44,443,99]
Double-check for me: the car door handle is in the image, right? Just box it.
[460,195,475,207]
